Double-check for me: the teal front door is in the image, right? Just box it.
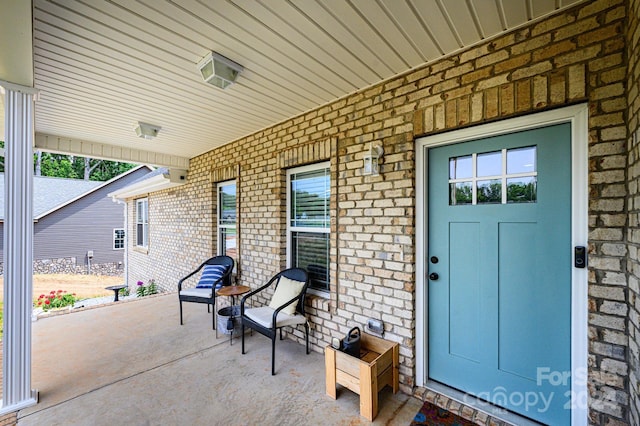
[428,123,572,425]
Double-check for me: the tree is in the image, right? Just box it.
[35,151,42,176]
[38,152,79,179]
[507,181,537,202]
[85,159,137,181]
[0,141,136,181]
[477,181,502,203]
[83,157,102,180]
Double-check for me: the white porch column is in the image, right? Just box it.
[0,81,39,414]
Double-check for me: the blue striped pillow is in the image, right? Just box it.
[196,264,228,289]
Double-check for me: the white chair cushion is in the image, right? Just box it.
[268,276,305,315]
[179,288,212,298]
[245,306,306,329]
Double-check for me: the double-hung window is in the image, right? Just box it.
[113,228,125,250]
[287,162,330,293]
[217,181,237,261]
[135,198,149,249]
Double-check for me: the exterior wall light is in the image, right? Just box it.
[135,122,161,139]
[197,51,244,89]
[363,143,384,176]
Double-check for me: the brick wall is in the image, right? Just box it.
[127,0,632,423]
[626,0,640,424]
[413,3,630,424]
[0,413,17,426]
[0,344,18,426]
[126,168,215,293]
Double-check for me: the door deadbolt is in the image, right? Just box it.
[429,272,439,281]
[430,256,439,264]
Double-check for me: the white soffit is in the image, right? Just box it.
[35,133,190,169]
[108,168,187,200]
[32,0,586,161]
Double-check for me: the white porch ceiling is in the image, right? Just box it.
[28,0,585,165]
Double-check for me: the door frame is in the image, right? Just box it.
[415,104,588,425]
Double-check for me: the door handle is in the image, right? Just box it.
[429,272,439,281]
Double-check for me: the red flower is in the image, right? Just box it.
[39,294,45,299]
[44,300,50,305]
[57,290,63,293]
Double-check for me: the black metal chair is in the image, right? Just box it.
[240,268,310,375]
[178,255,234,329]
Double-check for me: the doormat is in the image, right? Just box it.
[410,401,476,426]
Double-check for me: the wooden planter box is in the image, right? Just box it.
[325,333,399,421]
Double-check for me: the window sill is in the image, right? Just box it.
[133,246,149,255]
[305,292,331,311]
[307,288,329,298]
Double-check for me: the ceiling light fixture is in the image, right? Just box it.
[135,122,160,139]
[197,51,244,89]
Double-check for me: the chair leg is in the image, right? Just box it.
[305,322,310,354]
[214,297,218,336]
[271,335,276,375]
[212,305,215,330]
[279,327,284,340]
[208,304,211,313]
[179,300,183,325]
[241,324,246,354]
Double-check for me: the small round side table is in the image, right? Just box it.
[216,285,251,344]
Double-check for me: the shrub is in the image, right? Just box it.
[147,279,158,295]
[136,280,146,297]
[136,279,159,297]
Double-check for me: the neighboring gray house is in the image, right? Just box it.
[0,165,152,275]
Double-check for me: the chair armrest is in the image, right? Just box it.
[270,293,304,329]
[212,266,233,290]
[177,266,203,291]
[240,274,280,314]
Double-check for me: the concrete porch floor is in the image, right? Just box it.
[16,293,422,425]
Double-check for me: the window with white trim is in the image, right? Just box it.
[135,198,149,248]
[287,162,330,293]
[113,228,125,250]
[217,181,237,261]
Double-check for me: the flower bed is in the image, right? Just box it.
[34,290,77,311]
